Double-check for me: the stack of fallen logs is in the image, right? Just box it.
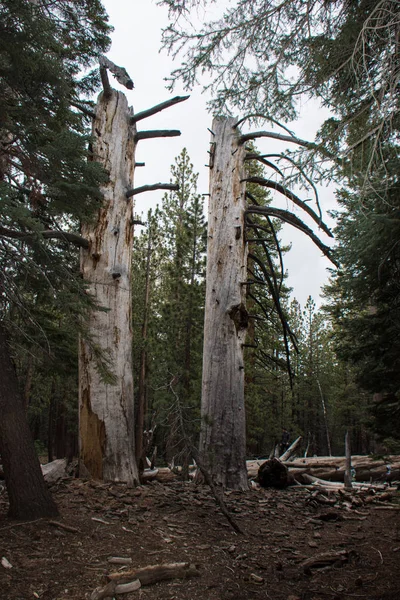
[40,451,400,489]
[247,454,400,484]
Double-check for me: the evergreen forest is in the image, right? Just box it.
[0,0,399,521]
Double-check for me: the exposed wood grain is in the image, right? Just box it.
[199,117,249,491]
[79,90,139,485]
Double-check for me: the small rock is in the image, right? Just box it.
[1,557,12,569]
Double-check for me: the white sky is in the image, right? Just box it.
[101,0,338,308]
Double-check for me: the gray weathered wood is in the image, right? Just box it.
[79,90,138,485]
[344,430,352,489]
[199,117,249,491]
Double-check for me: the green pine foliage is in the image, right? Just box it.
[0,0,112,455]
[132,149,207,463]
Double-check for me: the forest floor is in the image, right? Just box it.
[0,475,399,600]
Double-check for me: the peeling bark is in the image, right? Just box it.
[79,90,138,485]
[199,117,249,490]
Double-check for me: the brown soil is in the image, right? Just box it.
[0,477,399,600]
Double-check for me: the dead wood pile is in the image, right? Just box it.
[247,455,400,483]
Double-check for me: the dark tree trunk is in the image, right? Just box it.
[0,322,58,519]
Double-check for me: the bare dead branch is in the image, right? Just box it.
[99,65,112,99]
[126,183,179,198]
[99,55,134,90]
[131,95,190,123]
[239,131,340,163]
[233,114,295,137]
[135,130,181,141]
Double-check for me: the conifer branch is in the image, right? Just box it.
[255,153,322,221]
[243,176,332,237]
[245,207,338,266]
[245,153,284,178]
[0,227,89,248]
[70,101,95,119]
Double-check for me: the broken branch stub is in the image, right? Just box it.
[131,95,190,123]
[126,183,179,199]
[135,129,181,141]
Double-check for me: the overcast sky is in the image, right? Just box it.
[101,0,338,308]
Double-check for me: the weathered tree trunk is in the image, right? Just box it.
[79,90,139,485]
[199,117,248,490]
[0,322,59,519]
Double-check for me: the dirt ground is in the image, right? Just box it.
[0,475,399,600]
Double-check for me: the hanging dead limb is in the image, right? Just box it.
[246,209,297,354]
[245,153,284,178]
[135,130,181,141]
[0,226,89,248]
[126,183,179,199]
[246,206,339,267]
[98,55,134,90]
[245,192,285,293]
[243,176,331,236]
[246,153,322,221]
[131,95,190,123]
[248,251,296,385]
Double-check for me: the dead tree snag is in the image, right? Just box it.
[200,117,249,491]
[79,90,139,485]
